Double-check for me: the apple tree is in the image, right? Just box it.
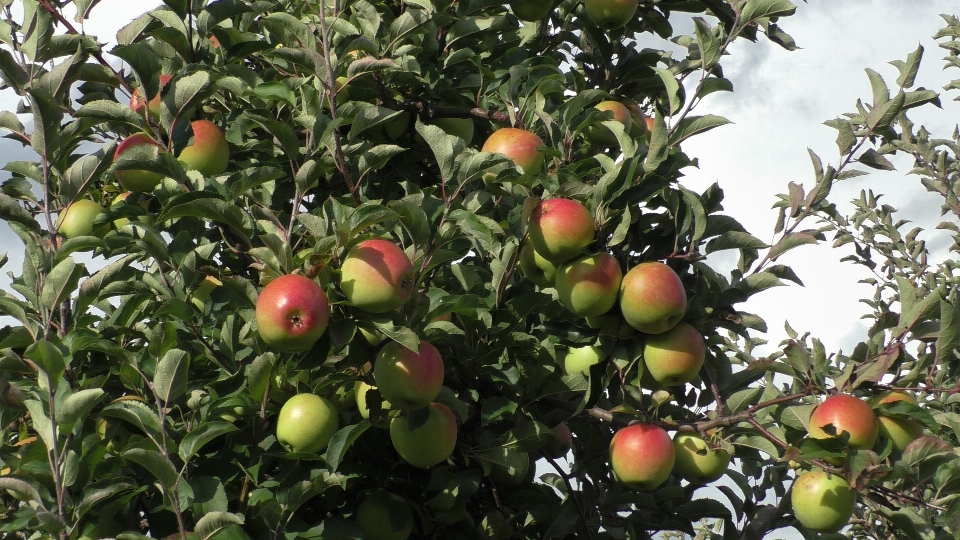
[2,0,960,538]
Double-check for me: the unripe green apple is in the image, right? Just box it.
[129,74,171,121]
[374,341,445,410]
[360,327,384,345]
[626,101,647,138]
[487,447,530,486]
[518,241,559,287]
[528,198,595,264]
[791,469,856,533]
[561,345,604,376]
[609,423,674,490]
[96,417,130,454]
[543,422,573,459]
[177,119,230,177]
[389,402,458,468]
[510,0,554,21]
[584,101,632,147]
[808,394,879,451]
[56,199,104,238]
[642,322,705,386]
[190,275,223,311]
[481,127,545,176]
[583,0,638,29]
[255,274,330,353]
[110,191,151,229]
[673,432,731,484]
[357,490,414,540]
[276,393,339,454]
[355,380,394,428]
[341,238,415,313]
[869,391,924,451]
[114,133,165,192]
[555,252,623,317]
[432,103,474,143]
[619,261,687,334]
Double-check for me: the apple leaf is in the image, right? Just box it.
[669,114,731,148]
[180,422,241,462]
[739,0,797,25]
[325,421,371,472]
[195,511,245,540]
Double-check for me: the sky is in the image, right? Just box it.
[1,0,959,537]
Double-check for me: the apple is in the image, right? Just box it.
[359,327,385,345]
[555,252,623,317]
[481,127,545,176]
[255,274,330,353]
[384,111,412,140]
[869,391,924,451]
[561,345,605,376]
[487,447,530,485]
[114,133,165,192]
[544,422,573,459]
[129,74,171,121]
[389,402,458,468]
[276,393,339,454]
[341,238,415,313]
[609,423,675,490]
[0,379,23,410]
[673,432,731,484]
[190,275,222,311]
[808,394,879,451]
[177,119,230,177]
[584,101,632,147]
[374,341,445,410]
[528,198,595,263]
[110,191,151,229]
[355,380,394,427]
[96,417,130,454]
[642,322,705,386]
[583,0,638,29]
[619,261,687,334]
[518,241,559,288]
[357,490,414,540]
[626,101,647,139]
[433,103,475,143]
[510,0,554,21]
[791,469,856,533]
[56,199,104,238]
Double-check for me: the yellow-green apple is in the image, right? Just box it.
[808,394,879,451]
[555,252,623,317]
[509,0,554,21]
[56,199,104,238]
[433,104,475,143]
[584,101,632,147]
[481,127,545,176]
[129,74,171,121]
[190,275,222,310]
[341,238,415,313]
[528,198,595,263]
[374,341,444,410]
[110,192,151,229]
[276,393,339,453]
[518,241,559,287]
[356,380,394,427]
[561,345,605,376]
[359,327,385,346]
[96,417,130,454]
[390,402,458,468]
[619,261,687,334]
[544,422,573,458]
[583,0,638,29]
[791,469,856,533]
[673,432,731,484]
[869,391,924,451]
[487,447,530,485]
[642,322,705,386]
[626,101,647,139]
[255,274,330,353]
[609,423,675,490]
[177,119,230,177]
[114,133,165,192]
[357,490,414,540]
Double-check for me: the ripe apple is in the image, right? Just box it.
[190,275,222,311]
[584,101,632,147]
[56,199,104,238]
[619,261,687,334]
[487,447,530,486]
[791,469,856,533]
[389,402,458,468]
[555,252,623,317]
[255,274,330,353]
[481,127,545,176]
[110,191,151,229]
[114,133,165,192]
[544,422,573,459]
[177,119,230,177]
[561,345,605,376]
[583,0,638,29]
[357,490,414,540]
[276,393,339,454]
[642,322,705,386]
[609,423,675,490]
[129,74,171,121]
[518,241,559,288]
[528,198,595,264]
[869,391,924,451]
[673,432,731,484]
[808,394,879,451]
[341,238,415,313]
[510,0,554,21]
[374,341,445,410]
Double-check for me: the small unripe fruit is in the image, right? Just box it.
[584,101,632,147]
[673,432,731,484]
[114,133,165,192]
[583,0,638,29]
[357,490,414,540]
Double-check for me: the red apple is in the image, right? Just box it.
[870,391,924,451]
[619,262,687,334]
[374,341,444,410]
[114,133,165,192]
[481,127,545,176]
[609,423,675,490]
[583,0,638,29]
[642,322,705,386]
[341,239,415,313]
[129,74,171,121]
[389,402,458,468]
[56,199,104,238]
[177,119,230,177]
[584,101,632,147]
[528,198,595,264]
[510,0,554,21]
[255,274,330,353]
[791,469,856,533]
[555,252,623,317]
[808,394,879,451]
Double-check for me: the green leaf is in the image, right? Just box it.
[61,144,117,204]
[41,256,84,316]
[739,0,797,25]
[0,49,29,93]
[325,422,371,472]
[480,397,517,426]
[372,318,420,352]
[261,12,316,49]
[25,340,65,390]
[155,348,189,404]
[937,299,960,360]
[101,399,163,442]
[122,448,179,490]
[705,231,768,253]
[195,512,245,540]
[669,114,731,147]
[161,71,212,135]
[766,231,818,261]
[57,388,104,434]
[693,18,721,68]
[28,89,62,160]
[653,67,683,115]
[892,44,923,88]
[74,99,144,128]
[0,477,44,507]
[0,192,41,232]
[179,421,240,462]
[857,148,895,170]
[865,90,905,131]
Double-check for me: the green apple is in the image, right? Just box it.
[341,238,415,313]
[619,261,687,334]
[375,341,445,410]
[56,199,104,238]
[555,252,623,317]
[357,490,414,540]
[276,393,339,454]
[433,106,474,143]
[583,0,638,29]
[583,101,632,147]
[178,119,230,177]
[561,345,604,376]
[609,423,674,490]
[528,198,595,264]
[389,402,458,468]
[791,469,856,533]
[642,322,705,386]
[544,422,573,459]
[355,381,394,428]
[510,0,554,21]
[96,417,130,454]
[808,393,879,451]
[190,275,222,311]
[673,432,731,484]
[110,191,151,229]
[486,447,530,486]
[255,274,330,353]
[870,391,924,451]
[482,127,545,176]
[626,101,647,139]
[518,241,559,288]
[114,133,165,192]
